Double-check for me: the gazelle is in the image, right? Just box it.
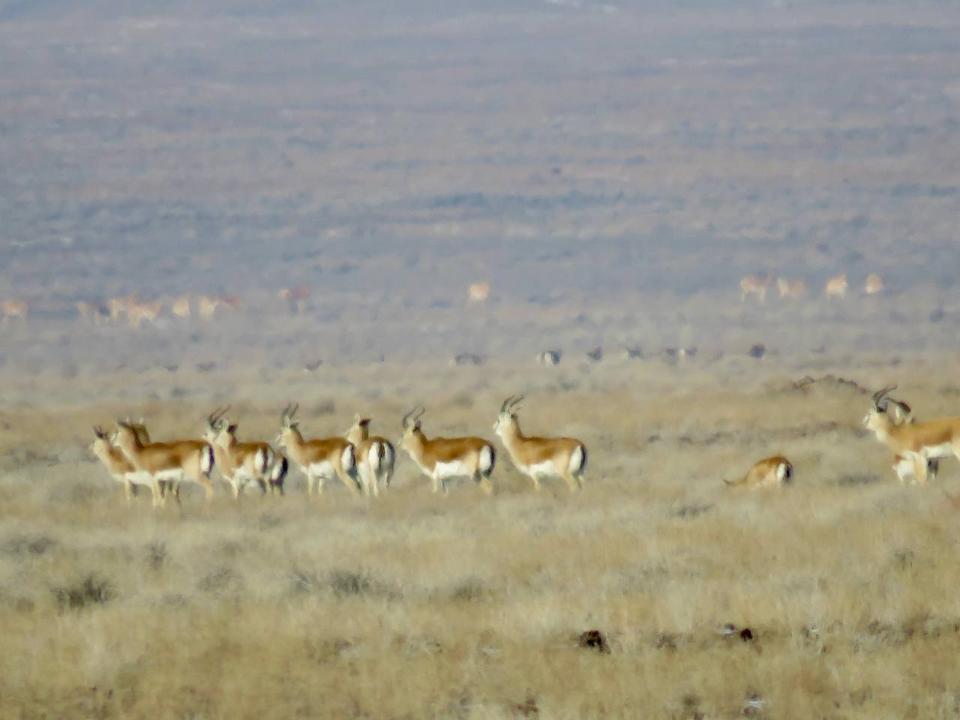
[90,426,154,504]
[399,406,496,495]
[345,415,396,497]
[126,297,163,328]
[866,387,947,484]
[776,277,808,300]
[1,299,28,323]
[204,408,277,498]
[493,394,587,492]
[170,294,192,320]
[724,456,793,489]
[114,420,216,505]
[197,295,239,321]
[467,281,491,303]
[824,274,848,300]
[864,273,884,295]
[740,274,771,303]
[864,386,960,485]
[276,403,359,495]
[279,286,310,315]
[107,295,129,323]
[76,301,108,325]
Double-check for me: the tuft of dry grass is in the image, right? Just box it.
[2,360,960,718]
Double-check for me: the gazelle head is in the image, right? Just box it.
[204,406,231,443]
[493,394,524,437]
[863,385,897,433]
[399,406,426,449]
[276,403,301,449]
[346,414,372,443]
[90,425,112,457]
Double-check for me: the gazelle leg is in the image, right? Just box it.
[432,473,441,494]
[561,471,581,492]
[912,455,929,485]
[123,481,133,505]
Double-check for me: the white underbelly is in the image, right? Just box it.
[923,443,955,459]
[154,468,185,482]
[434,460,472,479]
[123,471,154,487]
[307,461,334,477]
[521,460,558,478]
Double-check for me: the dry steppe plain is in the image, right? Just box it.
[2,356,960,719]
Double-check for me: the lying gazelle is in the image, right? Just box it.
[493,394,587,492]
[114,419,216,505]
[399,406,496,495]
[204,407,283,498]
[724,455,793,489]
[90,426,154,503]
[345,415,396,497]
[276,403,359,496]
[866,387,947,484]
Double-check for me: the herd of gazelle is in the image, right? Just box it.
[739,272,883,303]
[90,395,588,506]
[90,385,958,504]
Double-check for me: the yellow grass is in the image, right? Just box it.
[2,360,960,718]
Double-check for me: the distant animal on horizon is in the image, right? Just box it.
[864,273,884,296]
[126,297,163,329]
[75,301,108,325]
[198,295,240,321]
[279,286,311,315]
[170,294,192,320]
[776,277,808,300]
[724,455,793,489]
[740,274,772,303]
[824,274,848,300]
[1,299,28,323]
[468,281,491,303]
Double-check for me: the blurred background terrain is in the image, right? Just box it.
[0,0,958,378]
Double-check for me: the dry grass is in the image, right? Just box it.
[2,360,960,718]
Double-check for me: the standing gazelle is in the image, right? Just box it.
[399,406,496,495]
[90,426,154,504]
[114,420,216,505]
[204,407,278,498]
[864,386,960,484]
[276,403,359,496]
[345,415,396,497]
[493,394,587,492]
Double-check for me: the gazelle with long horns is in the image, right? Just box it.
[276,403,359,496]
[493,394,587,492]
[114,419,216,505]
[867,389,940,484]
[204,407,280,498]
[864,386,960,484]
[399,406,496,495]
[345,415,396,497]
